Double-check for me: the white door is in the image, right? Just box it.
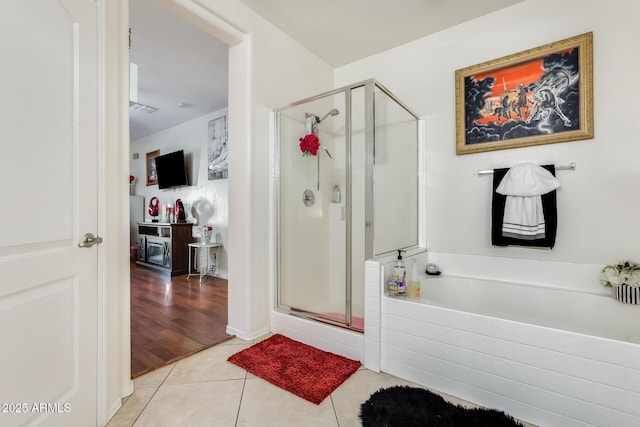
[0,1,99,426]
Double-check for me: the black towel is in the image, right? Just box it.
[491,165,557,248]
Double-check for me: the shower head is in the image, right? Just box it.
[315,108,340,124]
[308,109,339,160]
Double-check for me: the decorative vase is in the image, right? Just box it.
[613,284,640,305]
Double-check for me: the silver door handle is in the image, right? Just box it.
[78,233,103,248]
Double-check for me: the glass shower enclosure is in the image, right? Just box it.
[275,80,420,331]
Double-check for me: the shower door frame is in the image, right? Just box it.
[273,79,421,331]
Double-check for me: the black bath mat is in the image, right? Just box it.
[360,386,524,427]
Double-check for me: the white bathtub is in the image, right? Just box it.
[420,276,640,345]
[379,275,640,427]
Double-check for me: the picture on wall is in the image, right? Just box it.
[455,32,593,155]
[146,149,160,186]
[208,115,228,180]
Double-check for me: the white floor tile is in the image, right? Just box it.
[331,368,422,427]
[236,378,338,427]
[106,385,157,427]
[109,334,536,427]
[164,342,250,385]
[133,380,244,427]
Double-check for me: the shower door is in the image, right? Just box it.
[275,80,420,331]
[276,91,350,326]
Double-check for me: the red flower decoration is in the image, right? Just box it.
[299,134,320,157]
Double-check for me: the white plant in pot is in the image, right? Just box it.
[600,260,640,304]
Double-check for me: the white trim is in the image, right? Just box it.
[100,0,134,424]
[154,0,245,45]
[226,325,270,342]
[96,1,106,424]
[418,117,427,249]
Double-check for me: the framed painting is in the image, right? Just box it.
[455,32,593,155]
[146,150,160,186]
[208,115,228,180]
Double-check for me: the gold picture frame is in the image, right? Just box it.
[455,32,593,155]
[146,150,160,186]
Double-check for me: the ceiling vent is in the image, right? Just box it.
[129,102,159,114]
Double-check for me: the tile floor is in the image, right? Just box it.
[108,335,533,427]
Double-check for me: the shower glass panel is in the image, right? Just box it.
[275,80,420,331]
[277,91,348,324]
[372,86,419,256]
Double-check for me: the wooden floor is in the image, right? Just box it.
[130,263,232,378]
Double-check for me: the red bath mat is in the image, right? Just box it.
[227,334,361,404]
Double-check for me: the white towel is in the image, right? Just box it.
[496,163,560,239]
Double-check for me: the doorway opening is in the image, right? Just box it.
[127,0,232,377]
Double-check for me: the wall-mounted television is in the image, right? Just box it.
[155,150,189,189]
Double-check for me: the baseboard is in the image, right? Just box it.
[226,325,271,341]
[121,379,134,398]
[103,379,134,425]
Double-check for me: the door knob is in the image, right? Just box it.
[78,233,103,248]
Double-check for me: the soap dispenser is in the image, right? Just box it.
[388,249,406,296]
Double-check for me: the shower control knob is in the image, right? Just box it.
[303,189,315,207]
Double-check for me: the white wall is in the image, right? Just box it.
[278,113,335,313]
[336,0,640,288]
[130,109,229,278]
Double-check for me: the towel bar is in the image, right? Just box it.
[477,162,576,176]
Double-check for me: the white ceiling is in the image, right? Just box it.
[129,0,523,140]
[239,0,523,68]
[129,0,228,141]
